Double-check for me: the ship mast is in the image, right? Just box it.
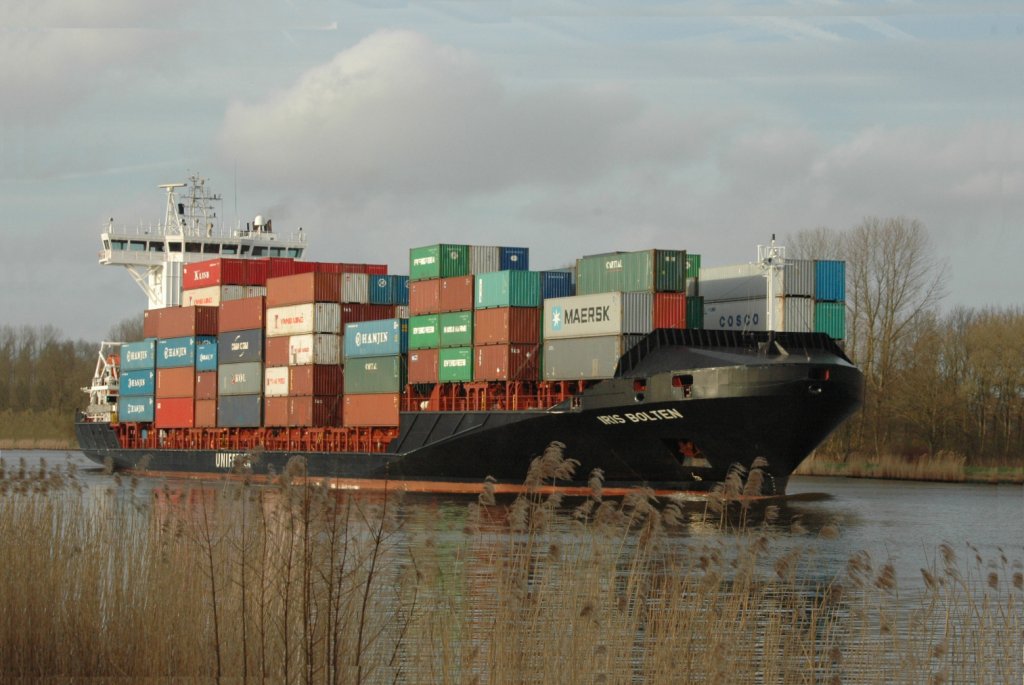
[756,234,786,333]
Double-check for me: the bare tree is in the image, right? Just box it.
[784,226,844,261]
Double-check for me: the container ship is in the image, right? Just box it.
[76,178,863,495]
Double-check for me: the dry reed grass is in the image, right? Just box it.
[0,447,1021,683]
[795,451,1024,484]
[0,438,75,450]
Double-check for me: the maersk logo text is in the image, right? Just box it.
[563,306,610,325]
[550,305,563,331]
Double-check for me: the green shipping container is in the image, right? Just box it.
[814,301,846,340]
[343,355,406,394]
[440,311,474,348]
[439,347,473,383]
[576,249,686,295]
[686,253,701,280]
[408,314,440,350]
[409,244,470,282]
[686,296,704,329]
[474,270,541,309]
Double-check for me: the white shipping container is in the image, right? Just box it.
[341,273,369,303]
[542,335,644,380]
[469,245,500,275]
[543,292,653,340]
[183,285,246,307]
[288,333,342,365]
[703,297,814,333]
[264,366,290,397]
[699,259,815,300]
[394,306,410,319]
[245,286,268,298]
[266,303,341,337]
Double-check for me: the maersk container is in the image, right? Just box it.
[157,336,215,369]
[217,394,262,428]
[474,307,541,345]
[409,244,470,281]
[219,297,265,333]
[120,340,156,372]
[814,301,847,340]
[542,334,644,381]
[344,318,408,359]
[264,367,290,397]
[183,285,246,308]
[540,270,575,300]
[440,311,474,348]
[576,249,686,295]
[439,347,473,383]
[343,393,400,428]
[265,303,341,337]
[474,343,540,382]
[156,367,195,399]
[344,355,406,394]
[408,314,440,350]
[408,349,439,383]
[686,296,704,329]
[118,396,154,423]
[814,260,846,302]
[217,329,263,364]
[196,338,218,372]
[469,245,500,275]
[542,292,653,340]
[287,333,341,365]
[499,246,529,271]
[218,361,264,396]
[474,270,541,309]
[369,275,410,305]
[120,370,155,397]
[341,273,369,304]
[440,276,474,313]
[155,397,194,428]
[703,297,814,333]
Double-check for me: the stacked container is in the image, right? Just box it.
[572,249,688,330]
[154,306,218,428]
[813,260,847,341]
[343,319,408,427]
[183,257,270,307]
[699,260,816,334]
[472,270,542,382]
[215,297,266,428]
[118,340,157,423]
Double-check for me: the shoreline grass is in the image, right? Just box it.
[795,451,1024,485]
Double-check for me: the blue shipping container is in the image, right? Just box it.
[369,275,410,305]
[814,260,846,302]
[196,339,218,372]
[120,370,155,396]
[499,246,530,271]
[217,329,264,363]
[344,318,409,359]
[120,340,157,372]
[118,396,154,422]
[157,336,216,369]
[540,271,575,300]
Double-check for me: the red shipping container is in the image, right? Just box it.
[157,367,196,398]
[158,306,219,338]
[653,292,687,329]
[195,371,218,400]
[155,397,195,428]
[340,304,392,325]
[408,348,440,383]
[290,396,342,427]
[474,307,541,345]
[289,365,344,396]
[474,344,540,382]
[244,260,269,286]
[313,262,343,274]
[259,257,301,279]
[263,396,290,427]
[343,393,400,427]
[439,276,474,313]
[409,279,441,315]
[266,272,341,307]
[143,308,161,339]
[366,264,388,276]
[195,399,217,427]
[184,258,249,290]
[219,296,266,333]
[264,337,290,366]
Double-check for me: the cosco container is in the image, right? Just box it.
[155,398,195,429]
[118,396,154,423]
[408,349,439,383]
[184,258,249,290]
[218,297,265,333]
[499,246,529,271]
[542,334,644,381]
[474,270,541,309]
[814,301,847,340]
[196,338,218,371]
[540,271,575,300]
[439,276,474,313]
[468,245,500,274]
[157,306,219,338]
[542,292,653,340]
[217,329,263,363]
[576,249,686,294]
[340,273,369,303]
[474,307,541,345]
[195,371,218,400]
[156,336,216,369]
[156,367,195,398]
[409,244,469,281]
[266,272,341,307]
[409,279,441,316]
[703,297,814,333]
[439,347,473,383]
[182,285,246,307]
[265,303,341,337]
[699,260,815,300]
[408,314,440,350]
[289,365,344,396]
[343,355,406,394]
[120,340,156,372]
[343,393,400,427]
[652,293,687,329]
[814,260,846,302]
[474,344,540,382]
[218,361,264,396]
[369,275,409,305]
[217,394,262,428]
[264,367,290,397]
[119,370,155,396]
[287,333,342,365]
[439,311,473,348]
[344,319,408,359]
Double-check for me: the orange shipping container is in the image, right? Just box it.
[158,306,219,338]
[195,399,217,427]
[266,272,341,307]
[195,371,218,400]
[473,307,541,345]
[155,398,195,428]
[343,393,400,427]
[408,349,440,383]
[289,365,344,396]
[157,367,196,398]
[409,279,441,315]
[439,276,473,313]
[473,344,540,382]
[219,296,266,333]
[263,396,291,427]
[289,396,342,427]
[653,292,687,329]
[264,337,290,367]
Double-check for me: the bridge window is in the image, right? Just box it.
[223,245,238,255]
[185,242,202,253]
[288,248,302,258]
[271,247,284,257]
[203,243,220,254]
[240,245,250,255]
[129,240,146,251]
[168,242,182,252]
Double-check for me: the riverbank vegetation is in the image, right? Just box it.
[1,447,1020,682]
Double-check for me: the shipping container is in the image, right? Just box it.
[216,329,263,363]
[542,292,653,340]
[264,366,290,397]
[814,301,847,340]
[257,256,301,280]
[439,311,474,348]
[157,306,219,339]
[244,259,270,286]
[474,270,541,309]
[369,274,410,305]
[244,286,267,298]
[217,394,262,428]
[120,370,155,396]
[117,396,154,423]
[184,258,250,290]
[195,399,217,427]
[264,336,290,367]
[407,349,439,383]
[340,273,369,303]
[195,371,218,400]
[287,333,342,365]
[344,355,406,394]
[156,336,216,369]
[263,396,290,427]
[576,249,686,294]
[439,276,474,313]
[155,397,195,429]
[469,245,500,275]
[408,314,440,350]
[143,309,160,339]
[686,296,704,329]
[394,305,411,319]
[702,297,814,333]
[409,279,441,315]
[183,285,246,307]
[814,260,846,302]
[499,246,530,271]
[540,270,575,300]
[156,367,195,398]
[474,307,541,345]
[343,393,400,427]
[439,347,473,383]
[218,296,265,333]
[686,254,701,280]
[474,344,540,382]
[266,272,341,307]
[120,340,156,371]
[289,365,344,396]
[218,361,264,396]
[196,338,218,371]
[266,303,342,337]
[699,259,815,300]
[266,396,341,427]
[409,244,469,281]
[344,318,408,359]
[542,335,644,381]
[652,292,687,329]
[340,303,394,325]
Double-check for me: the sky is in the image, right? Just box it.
[2,1,1022,341]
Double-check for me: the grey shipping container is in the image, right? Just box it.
[543,292,653,340]
[542,335,644,381]
[218,361,265,396]
[343,355,407,394]
[217,329,264,363]
[217,394,263,428]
